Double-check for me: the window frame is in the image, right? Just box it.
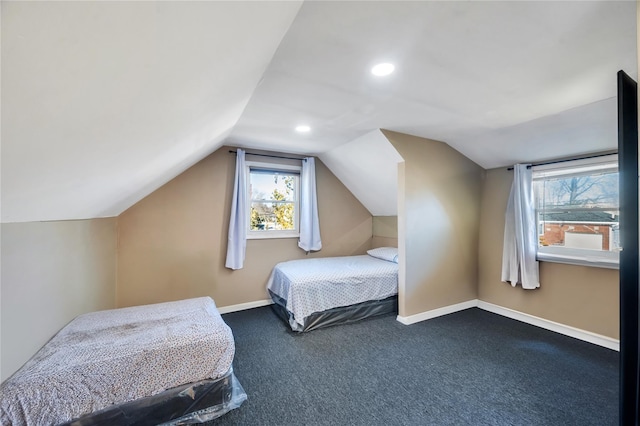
[245,161,301,240]
[533,154,620,269]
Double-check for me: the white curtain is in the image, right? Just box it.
[225,149,247,270]
[501,164,540,289]
[298,157,322,252]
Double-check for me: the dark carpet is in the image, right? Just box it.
[210,307,618,425]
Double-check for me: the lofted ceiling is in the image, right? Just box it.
[1,1,636,222]
[1,1,303,222]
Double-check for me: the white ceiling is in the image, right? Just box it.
[1,1,302,222]
[2,1,637,222]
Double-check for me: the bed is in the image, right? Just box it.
[0,297,246,426]
[267,247,399,332]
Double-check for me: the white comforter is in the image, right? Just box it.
[267,255,398,327]
[0,297,235,426]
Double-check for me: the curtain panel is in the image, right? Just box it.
[225,149,247,270]
[501,164,540,289]
[298,157,322,252]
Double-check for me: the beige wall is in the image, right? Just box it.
[372,216,398,248]
[478,168,619,338]
[117,146,373,309]
[383,130,484,317]
[1,218,117,381]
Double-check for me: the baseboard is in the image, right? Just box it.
[217,299,273,314]
[477,300,620,351]
[396,299,619,351]
[220,298,619,350]
[397,299,478,325]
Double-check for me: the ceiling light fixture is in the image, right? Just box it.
[371,63,395,76]
[295,125,311,133]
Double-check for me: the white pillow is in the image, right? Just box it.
[367,247,398,263]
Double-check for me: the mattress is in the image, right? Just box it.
[0,297,238,426]
[267,255,398,329]
[270,292,398,332]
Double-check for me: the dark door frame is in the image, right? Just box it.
[618,69,638,426]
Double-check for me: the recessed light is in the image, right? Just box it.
[371,63,395,76]
[295,125,311,133]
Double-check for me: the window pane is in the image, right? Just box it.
[536,168,619,252]
[247,166,298,235]
[251,202,295,230]
[538,210,620,251]
[534,172,618,211]
[250,172,296,202]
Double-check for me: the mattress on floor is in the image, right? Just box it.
[270,291,398,332]
[0,297,237,426]
[267,255,398,330]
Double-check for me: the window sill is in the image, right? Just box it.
[537,251,619,270]
[247,231,299,240]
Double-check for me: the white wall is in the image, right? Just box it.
[1,219,117,381]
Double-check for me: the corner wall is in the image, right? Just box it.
[116,146,373,309]
[382,130,484,317]
[372,216,398,248]
[1,218,117,381]
[478,168,619,338]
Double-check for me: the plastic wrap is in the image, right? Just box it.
[267,255,398,326]
[270,291,398,332]
[64,368,246,426]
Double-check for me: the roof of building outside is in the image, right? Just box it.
[542,211,619,223]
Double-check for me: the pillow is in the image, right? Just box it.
[367,247,398,263]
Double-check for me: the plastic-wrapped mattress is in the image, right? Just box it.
[267,255,398,331]
[63,369,245,426]
[270,291,398,332]
[0,297,246,425]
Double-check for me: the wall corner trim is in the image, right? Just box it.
[396,299,619,352]
[217,299,273,314]
[396,300,478,325]
[477,300,620,351]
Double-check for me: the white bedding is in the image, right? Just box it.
[0,297,235,426]
[267,255,398,328]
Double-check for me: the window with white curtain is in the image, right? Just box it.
[533,154,619,269]
[246,161,301,239]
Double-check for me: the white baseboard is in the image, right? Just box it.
[397,299,478,325]
[477,301,620,352]
[217,299,273,314]
[396,299,619,351]
[222,297,619,351]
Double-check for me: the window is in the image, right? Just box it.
[533,154,619,268]
[246,161,300,239]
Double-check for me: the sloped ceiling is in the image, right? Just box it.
[319,130,403,216]
[1,1,302,222]
[229,1,636,161]
[2,1,636,222]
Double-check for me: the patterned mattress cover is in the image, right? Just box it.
[267,255,398,328]
[0,297,235,426]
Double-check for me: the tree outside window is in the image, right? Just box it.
[249,169,298,233]
[534,165,619,253]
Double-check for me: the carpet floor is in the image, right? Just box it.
[209,307,618,425]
